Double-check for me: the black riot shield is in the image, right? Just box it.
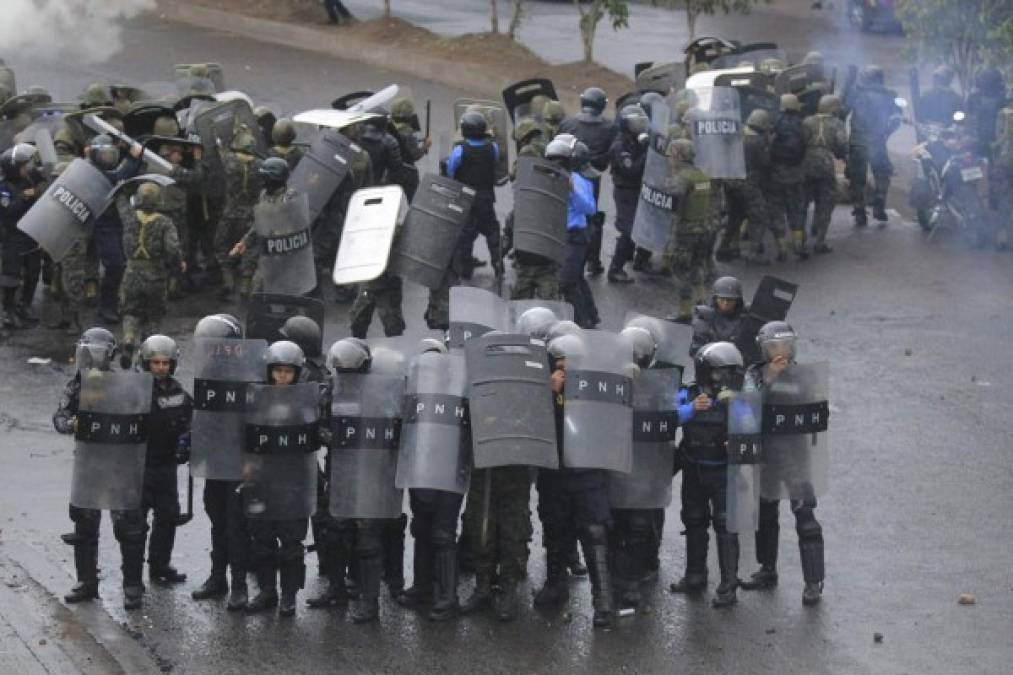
[632,103,678,253]
[726,389,763,534]
[636,62,682,95]
[70,371,152,511]
[562,330,635,473]
[190,338,268,480]
[759,362,830,501]
[289,129,362,224]
[623,312,693,375]
[190,98,264,193]
[332,185,408,286]
[774,64,826,115]
[607,369,679,509]
[713,72,779,124]
[736,275,798,365]
[328,372,405,519]
[388,174,475,289]
[16,158,112,262]
[254,192,316,296]
[123,102,177,139]
[396,352,471,493]
[689,86,746,180]
[245,293,325,357]
[241,383,320,520]
[448,287,508,349]
[465,333,557,469]
[453,99,509,183]
[502,78,558,122]
[512,156,570,265]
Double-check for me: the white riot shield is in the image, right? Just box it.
[632,103,678,253]
[688,86,746,180]
[241,383,320,520]
[332,185,408,285]
[726,389,763,534]
[70,371,152,510]
[254,192,316,296]
[190,338,267,480]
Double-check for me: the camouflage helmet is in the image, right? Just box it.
[780,93,801,113]
[135,181,162,211]
[152,115,180,137]
[745,108,772,132]
[231,126,257,154]
[80,83,109,108]
[253,105,275,122]
[670,138,695,163]
[513,117,544,143]
[802,51,824,66]
[817,94,842,116]
[530,94,551,116]
[541,100,566,126]
[390,97,415,121]
[53,126,80,153]
[271,117,296,145]
[189,63,210,78]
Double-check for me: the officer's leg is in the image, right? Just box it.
[608,190,636,280]
[96,225,125,321]
[491,466,532,621]
[58,241,87,334]
[147,464,185,583]
[709,467,739,608]
[278,518,308,617]
[613,508,651,607]
[400,490,436,608]
[375,275,406,338]
[112,509,148,609]
[793,497,824,605]
[574,477,615,627]
[647,507,665,578]
[460,475,494,613]
[534,470,570,606]
[585,178,605,275]
[350,519,384,623]
[192,479,230,600]
[17,248,42,320]
[425,266,455,330]
[381,512,407,597]
[670,464,710,592]
[429,490,464,621]
[812,177,836,252]
[666,240,696,322]
[871,148,893,223]
[740,498,780,590]
[64,506,101,602]
[787,181,809,259]
[307,513,352,608]
[246,521,279,612]
[477,204,504,279]
[456,210,480,280]
[846,145,869,226]
[348,280,378,339]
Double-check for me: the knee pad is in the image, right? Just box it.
[680,506,709,531]
[794,508,822,542]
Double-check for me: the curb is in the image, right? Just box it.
[156,1,521,103]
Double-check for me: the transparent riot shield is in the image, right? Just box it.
[448,286,508,349]
[190,338,268,480]
[253,192,316,296]
[726,389,763,534]
[623,312,693,374]
[328,372,405,519]
[607,368,679,509]
[562,330,635,473]
[453,98,509,184]
[289,129,362,224]
[396,351,471,493]
[632,103,678,253]
[759,362,830,501]
[688,86,746,180]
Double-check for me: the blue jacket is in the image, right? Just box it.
[567,172,596,230]
[445,139,499,178]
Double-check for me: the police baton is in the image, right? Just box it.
[82,113,174,173]
[175,472,194,526]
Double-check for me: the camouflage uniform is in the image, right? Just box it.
[769,98,809,257]
[349,273,405,338]
[391,98,427,201]
[269,145,304,172]
[117,188,181,360]
[237,186,305,296]
[802,99,848,250]
[461,467,533,588]
[660,141,714,320]
[215,142,262,296]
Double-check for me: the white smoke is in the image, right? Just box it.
[0,0,155,65]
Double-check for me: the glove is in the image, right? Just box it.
[175,432,191,465]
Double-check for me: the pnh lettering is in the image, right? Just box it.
[578,376,626,399]
[345,422,398,442]
[259,430,311,448]
[91,419,141,438]
[416,399,467,421]
[774,409,822,430]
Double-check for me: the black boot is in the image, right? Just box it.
[382,515,406,598]
[64,543,99,603]
[853,208,868,228]
[740,523,779,590]
[427,548,459,621]
[150,565,187,584]
[607,264,634,284]
[120,537,146,610]
[533,548,569,607]
[800,540,824,606]
[669,528,708,594]
[246,568,278,613]
[711,533,739,608]
[582,528,615,628]
[191,572,228,600]
[123,583,144,610]
[396,537,432,609]
[226,577,248,611]
[279,562,304,617]
[493,578,520,622]
[350,554,382,624]
[460,571,493,614]
[308,538,349,608]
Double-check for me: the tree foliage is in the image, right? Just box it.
[574,0,630,64]
[651,0,770,42]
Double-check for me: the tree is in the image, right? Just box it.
[573,0,630,64]
[383,0,391,19]
[651,0,770,42]
[507,0,525,40]
[896,0,1013,95]
[491,0,500,33]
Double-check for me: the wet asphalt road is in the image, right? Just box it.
[0,11,1011,675]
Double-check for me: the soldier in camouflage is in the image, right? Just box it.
[725,109,779,264]
[215,126,263,300]
[802,95,848,254]
[268,118,305,172]
[390,97,430,201]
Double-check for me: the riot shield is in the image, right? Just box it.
[464,333,558,469]
[388,174,475,289]
[759,362,830,501]
[774,64,826,114]
[512,156,569,265]
[726,389,763,534]
[245,293,325,356]
[396,351,471,493]
[70,371,152,510]
[106,174,177,203]
[502,78,558,122]
[241,383,320,520]
[328,372,405,519]
[448,286,508,349]
[453,98,509,183]
[607,369,679,509]
[688,86,746,180]
[712,46,787,71]
[562,330,635,473]
[190,338,268,480]
[289,129,361,224]
[122,102,177,139]
[173,63,225,94]
[34,126,58,174]
[736,275,797,365]
[190,98,264,192]
[632,103,678,253]
[623,312,693,374]
[507,299,574,332]
[16,158,112,262]
[332,185,408,285]
[636,62,682,95]
[254,192,316,296]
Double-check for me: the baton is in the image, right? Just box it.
[425,99,431,140]
[478,468,492,550]
[175,473,194,526]
[83,113,174,173]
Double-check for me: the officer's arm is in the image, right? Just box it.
[163,217,183,269]
[444,145,464,179]
[571,175,596,216]
[676,387,695,424]
[111,154,143,183]
[53,378,80,435]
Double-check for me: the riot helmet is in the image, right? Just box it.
[76,327,118,371]
[327,337,372,373]
[618,105,649,137]
[266,340,305,381]
[780,93,801,113]
[516,306,559,340]
[152,115,180,137]
[279,315,322,359]
[0,143,38,181]
[460,111,488,140]
[638,91,666,119]
[390,97,415,122]
[619,325,657,369]
[745,108,772,133]
[693,341,744,394]
[756,320,797,363]
[133,181,161,212]
[194,313,243,339]
[271,118,296,146]
[817,94,842,116]
[546,333,585,365]
[712,276,743,303]
[545,320,581,343]
[579,87,607,115]
[139,334,180,375]
[87,134,120,171]
[258,156,290,192]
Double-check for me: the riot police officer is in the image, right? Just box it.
[844,65,902,226]
[607,105,650,283]
[690,276,747,356]
[0,143,44,328]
